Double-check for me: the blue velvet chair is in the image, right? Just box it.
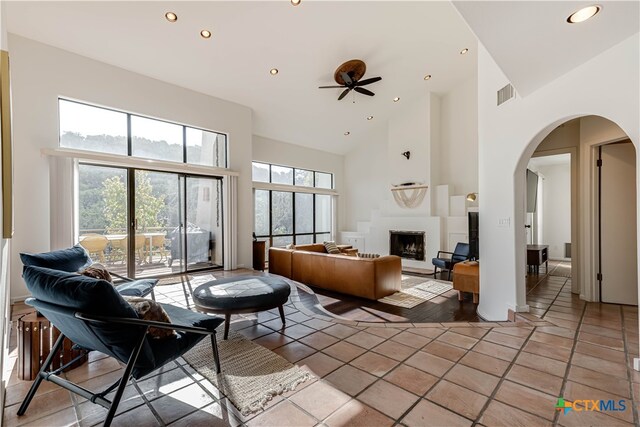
[432,242,470,280]
[20,244,158,299]
[17,265,224,427]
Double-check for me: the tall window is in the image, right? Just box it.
[59,99,227,168]
[252,162,334,248]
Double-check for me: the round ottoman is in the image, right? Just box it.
[192,275,291,339]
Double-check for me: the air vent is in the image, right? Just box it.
[497,83,515,106]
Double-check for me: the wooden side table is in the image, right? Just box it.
[252,240,266,271]
[17,313,88,381]
[452,261,479,304]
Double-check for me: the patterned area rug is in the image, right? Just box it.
[183,331,313,415]
[378,276,453,308]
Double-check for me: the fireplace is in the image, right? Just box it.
[389,231,426,261]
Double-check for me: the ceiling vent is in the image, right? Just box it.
[497,83,515,106]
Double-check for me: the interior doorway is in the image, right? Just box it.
[598,140,638,305]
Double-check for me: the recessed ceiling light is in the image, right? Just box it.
[460,48,469,55]
[367,116,373,121]
[393,97,400,102]
[291,0,302,5]
[424,74,432,80]
[270,68,279,75]
[344,131,350,136]
[200,30,212,39]
[165,12,177,22]
[567,5,601,23]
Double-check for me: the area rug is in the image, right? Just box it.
[183,331,313,415]
[378,276,453,308]
[549,262,572,278]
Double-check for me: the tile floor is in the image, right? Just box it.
[2,270,639,426]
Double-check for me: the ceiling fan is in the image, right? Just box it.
[319,59,382,101]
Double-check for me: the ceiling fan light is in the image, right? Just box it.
[567,5,601,23]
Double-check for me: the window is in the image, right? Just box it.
[251,162,334,248]
[59,99,227,167]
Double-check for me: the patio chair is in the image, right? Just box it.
[79,233,109,263]
[17,265,223,427]
[20,244,158,299]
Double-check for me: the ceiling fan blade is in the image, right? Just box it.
[355,76,382,86]
[318,85,345,89]
[338,88,352,100]
[354,87,375,97]
[340,71,353,86]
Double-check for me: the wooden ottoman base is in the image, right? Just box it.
[453,261,479,304]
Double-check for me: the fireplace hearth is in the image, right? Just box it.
[389,231,426,261]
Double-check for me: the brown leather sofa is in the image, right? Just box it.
[268,243,402,300]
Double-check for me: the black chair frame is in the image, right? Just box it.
[17,304,221,427]
[433,250,467,280]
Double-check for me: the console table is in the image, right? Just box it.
[527,244,548,274]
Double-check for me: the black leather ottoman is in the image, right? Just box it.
[192,275,291,339]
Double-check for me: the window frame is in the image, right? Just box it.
[252,161,334,190]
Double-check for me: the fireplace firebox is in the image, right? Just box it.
[389,231,426,261]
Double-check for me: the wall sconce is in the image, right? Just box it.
[401,151,411,160]
[466,192,478,202]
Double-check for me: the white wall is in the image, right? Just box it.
[8,35,253,299]
[477,33,639,320]
[439,76,479,196]
[536,163,571,260]
[252,134,345,232]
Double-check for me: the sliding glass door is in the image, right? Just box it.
[77,163,223,278]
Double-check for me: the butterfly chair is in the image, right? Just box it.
[17,265,224,427]
[431,242,470,281]
[20,244,157,299]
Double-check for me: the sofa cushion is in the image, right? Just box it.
[115,279,158,297]
[323,241,341,254]
[20,245,92,273]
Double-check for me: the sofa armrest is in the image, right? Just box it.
[268,248,294,278]
[373,255,402,299]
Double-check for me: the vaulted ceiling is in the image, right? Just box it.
[5,1,478,155]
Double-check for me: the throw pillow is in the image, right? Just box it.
[285,243,294,249]
[358,252,380,259]
[323,241,341,254]
[78,263,113,283]
[124,297,177,339]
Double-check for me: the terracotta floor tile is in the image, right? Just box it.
[556,407,634,427]
[571,352,628,379]
[580,323,623,338]
[567,365,630,397]
[436,331,479,349]
[472,341,518,362]
[324,399,393,427]
[19,407,78,427]
[323,324,360,339]
[506,365,563,396]
[406,327,446,339]
[482,331,526,349]
[289,380,351,420]
[358,380,420,419]
[345,331,386,349]
[152,383,215,424]
[64,357,123,383]
[302,318,334,330]
[371,340,416,361]
[547,317,581,330]
[365,327,401,339]
[401,399,472,427]
[446,327,488,339]
[239,324,279,340]
[299,331,339,350]
[3,388,73,426]
[390,331,432,348]
[529,331,575,350]
[322,341,367,363]
[422,340,467,362]
[443,364,500,396]
[383,365,438,396]
[479,400,552,427]
[350,352,399,377]
[298,352,344,378]
[169,402,242,427]
[535,326,576,339]
[405,351,455,377]
[272,341,316,363]
[282,323,317,340]
[426,380,488,420]
[492,327,533,338]
[494,380,557,421]
[247,400,317,427]
[108,404,160,426]
[459,351,511,377]
[515,351,567,378]
[578,331,625,350]
[523,340,572,362]
[252,332,295,350]
[286,311,313,323]
[563,381,634,424]
[324,365,377,396]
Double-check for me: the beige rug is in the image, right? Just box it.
[378,276,453,308]
[550,262,572,278]
[183,331,313,415]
